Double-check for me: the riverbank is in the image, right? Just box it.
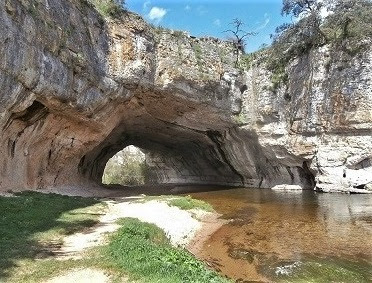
[0,190,228,282]
[189,188,372,282]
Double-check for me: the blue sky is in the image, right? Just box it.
[125,0,290,52]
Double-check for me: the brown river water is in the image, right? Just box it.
[189,188,372,282]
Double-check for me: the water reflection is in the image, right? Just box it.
[190,188,372,282]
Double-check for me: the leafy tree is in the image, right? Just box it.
[322,0,372,41]
[264,0,372,92]
[281,0,327,43]
[281,0,320,17]
[224,19,257,67]
[102,146,148,186]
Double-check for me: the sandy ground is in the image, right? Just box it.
[0,191,15,197]
[46,194,224,282]
[58,196,215,260]
[46,268,112,283]
[187,212,227,255]
[1,187,224,282]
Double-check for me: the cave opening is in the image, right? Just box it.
[102,145,149,186]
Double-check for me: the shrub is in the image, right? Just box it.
[262,0,372,91]
[89,0,125,18]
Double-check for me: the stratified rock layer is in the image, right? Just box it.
[0,0,371,192]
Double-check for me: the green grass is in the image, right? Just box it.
[0,192,222,282]
[7,217,229,283]
[138,195,214,212]
[0,191,103,280]
[105,218,230,283]
[168,195,214,212]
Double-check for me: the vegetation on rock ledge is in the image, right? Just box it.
[240,0,372,92]
[89,0,126,18]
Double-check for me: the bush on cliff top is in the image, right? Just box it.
[262,0,372,92]
[89,0,125,18]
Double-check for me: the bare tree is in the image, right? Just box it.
[224,19,257,67]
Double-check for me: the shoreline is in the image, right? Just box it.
[0,188,228,282]
[187,211,227,256]
[56,192,226,262]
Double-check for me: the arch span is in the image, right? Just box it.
[4,0,358,193]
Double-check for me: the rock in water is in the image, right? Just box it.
[272,185,303,191]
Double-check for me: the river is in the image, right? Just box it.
[189,188,372,282]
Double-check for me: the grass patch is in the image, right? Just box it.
[138,195,214,212]
[105,218,230,283]
[1,192,221,282]
[168,195,214,212]
[0,191,103,280]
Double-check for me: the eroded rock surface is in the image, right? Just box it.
[0,0,371,193]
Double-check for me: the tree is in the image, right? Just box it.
[281,0,320,17]
[102,146,147,186]
[322,0,372,41]
[224,19,257,67]
[281,0,327,43]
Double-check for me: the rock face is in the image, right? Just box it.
[0,0,371,193]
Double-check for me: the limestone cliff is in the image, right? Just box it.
[0,0,371,193]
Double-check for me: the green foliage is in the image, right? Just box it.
[0,192,101,279]
[261,0,372,92]
[281,0,320,18]
[89,0,125,18]
[102,147,147,186]
[322,0,372,43]
[168,195,214,212]
[106,218,230,283]
[0,194,222,282]
[191,42,205,74]
[237,50,266,70]
[233,112,247,125]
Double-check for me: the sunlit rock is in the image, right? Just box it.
[272,185,303,191]
[0,0,370,193]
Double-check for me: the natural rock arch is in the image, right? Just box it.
[1,0,371,193]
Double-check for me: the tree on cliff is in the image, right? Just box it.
[224,19,257,67]
[265,0,372,93]
[322,0,372,41]
[278,0,327,44]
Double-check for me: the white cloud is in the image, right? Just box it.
[213,19,221,27]
[147,7,167,23]
[184,5,191,11]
